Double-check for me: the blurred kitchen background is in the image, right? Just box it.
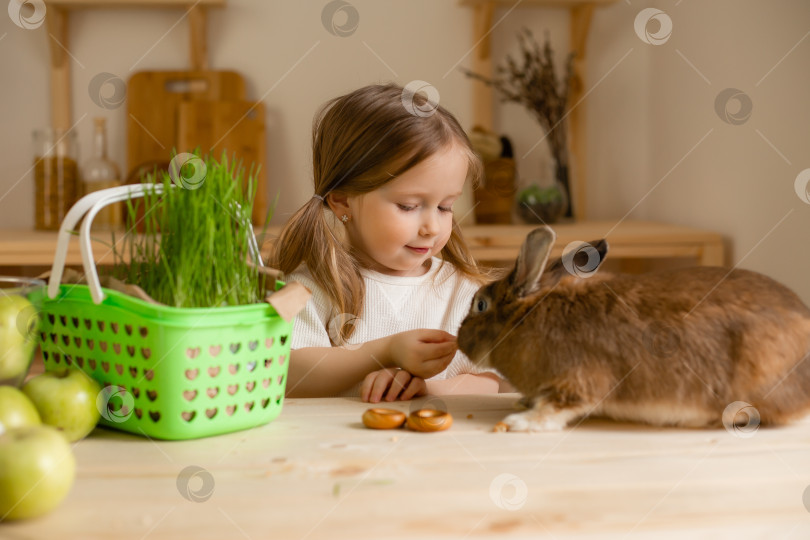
[1,0,809,301]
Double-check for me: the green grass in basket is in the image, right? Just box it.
[110,152,268,308]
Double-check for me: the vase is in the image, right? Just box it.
[516,180,569,224]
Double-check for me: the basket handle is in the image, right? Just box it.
[49,183,265,305]
[48,183,166,303]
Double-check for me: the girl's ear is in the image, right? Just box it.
[326,192,350,219]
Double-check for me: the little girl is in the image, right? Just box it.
[272,83,509,402]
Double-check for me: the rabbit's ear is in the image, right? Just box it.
[513,226,556,298]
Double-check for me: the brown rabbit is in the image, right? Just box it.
[457,226,810,432]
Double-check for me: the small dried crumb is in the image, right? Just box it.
[466,414,474,419]
[493,422,509,433]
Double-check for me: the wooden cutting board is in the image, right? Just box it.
[126,70,245,178]
[177,100,268,224]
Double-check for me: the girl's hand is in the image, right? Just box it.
[361,368,427,403]
[385,329,458,379]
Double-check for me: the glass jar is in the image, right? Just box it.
[33,128,79,231]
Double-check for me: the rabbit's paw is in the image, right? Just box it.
[502,411,567,432]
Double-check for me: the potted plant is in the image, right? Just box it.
[463,29,575,221]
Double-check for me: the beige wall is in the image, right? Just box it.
[1,0,809,302]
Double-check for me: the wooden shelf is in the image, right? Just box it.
[0,221,725,269]
[43,0,226,131]
[462,0,618,220]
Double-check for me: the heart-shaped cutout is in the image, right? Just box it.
[113,343,121,355]
[50,333,56,344]
[244,401,255,412]
[206,387,219,398]
[112,322,120,334]
[264,358,272,368]
[74,337,82,348]
[132,387,141,398]
[62,335,69,346]
[185,368,199,380]
[53,353,61,364]
[261,398,270,408]
[59,315,67,327]
[209,345,222,357]
[248,340,258,351]
[181,411,195,422]
[146,390,157,401]
[205,408,217,419]
[101,361,110,373]
[129,366,138,378]
[97,320,105,332]
[134,408,143,419]
[114,363,123,375]
[149,411,161,422]
[228,364,239,375]
[100,341,108,352]
[88,359,97,370]
[141,348,151,359]
[226,405,236,416]
[186,347,201,359]
[227,384,238,395]
[275,395,282,405]
[127,345,135,357]
[76,357,84,368]
[208,366,220,378]
[277,375,284,386]
[280,335,288,345]
[262,378,270,388]
[265,338,274,349]
[139,326,148,338]
[71,317,79,328]
[48,314,55,325]
[279,355,286,366]
[245,381,255,392]
[125,324,133,336]
[246,360,257,372]
[64,355,73,366]
[229,343,241,354]
[84,318,92,330]
[183,390,197,401]
[144,369,154,381]
[87,339,95,350]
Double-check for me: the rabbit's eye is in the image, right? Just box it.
[475,298,488,313]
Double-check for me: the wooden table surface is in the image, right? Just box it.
[4,394,809,539]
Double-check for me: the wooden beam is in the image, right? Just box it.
[188,4,208,70]
[568,2,594,221]
[46,5,71,131]
[471,0,495,130]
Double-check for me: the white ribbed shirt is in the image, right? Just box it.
[287,257,494,396]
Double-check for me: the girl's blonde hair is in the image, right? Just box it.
[272,83,487,343]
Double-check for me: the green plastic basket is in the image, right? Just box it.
[36,184,293,440]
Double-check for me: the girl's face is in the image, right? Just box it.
[344,144,469,277]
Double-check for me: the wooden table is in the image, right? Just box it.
[0,221,725,270]
[3,394,809,538]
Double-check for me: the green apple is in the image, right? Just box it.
[0,425,75,521]
[22,368,101,442]
[0,386,41,435]
[0,294,39,386]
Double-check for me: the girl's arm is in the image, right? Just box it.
[286,329,457,398]
[425,372,514,395]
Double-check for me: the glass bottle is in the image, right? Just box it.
[81,117,121,229]
[33,128,79,231]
